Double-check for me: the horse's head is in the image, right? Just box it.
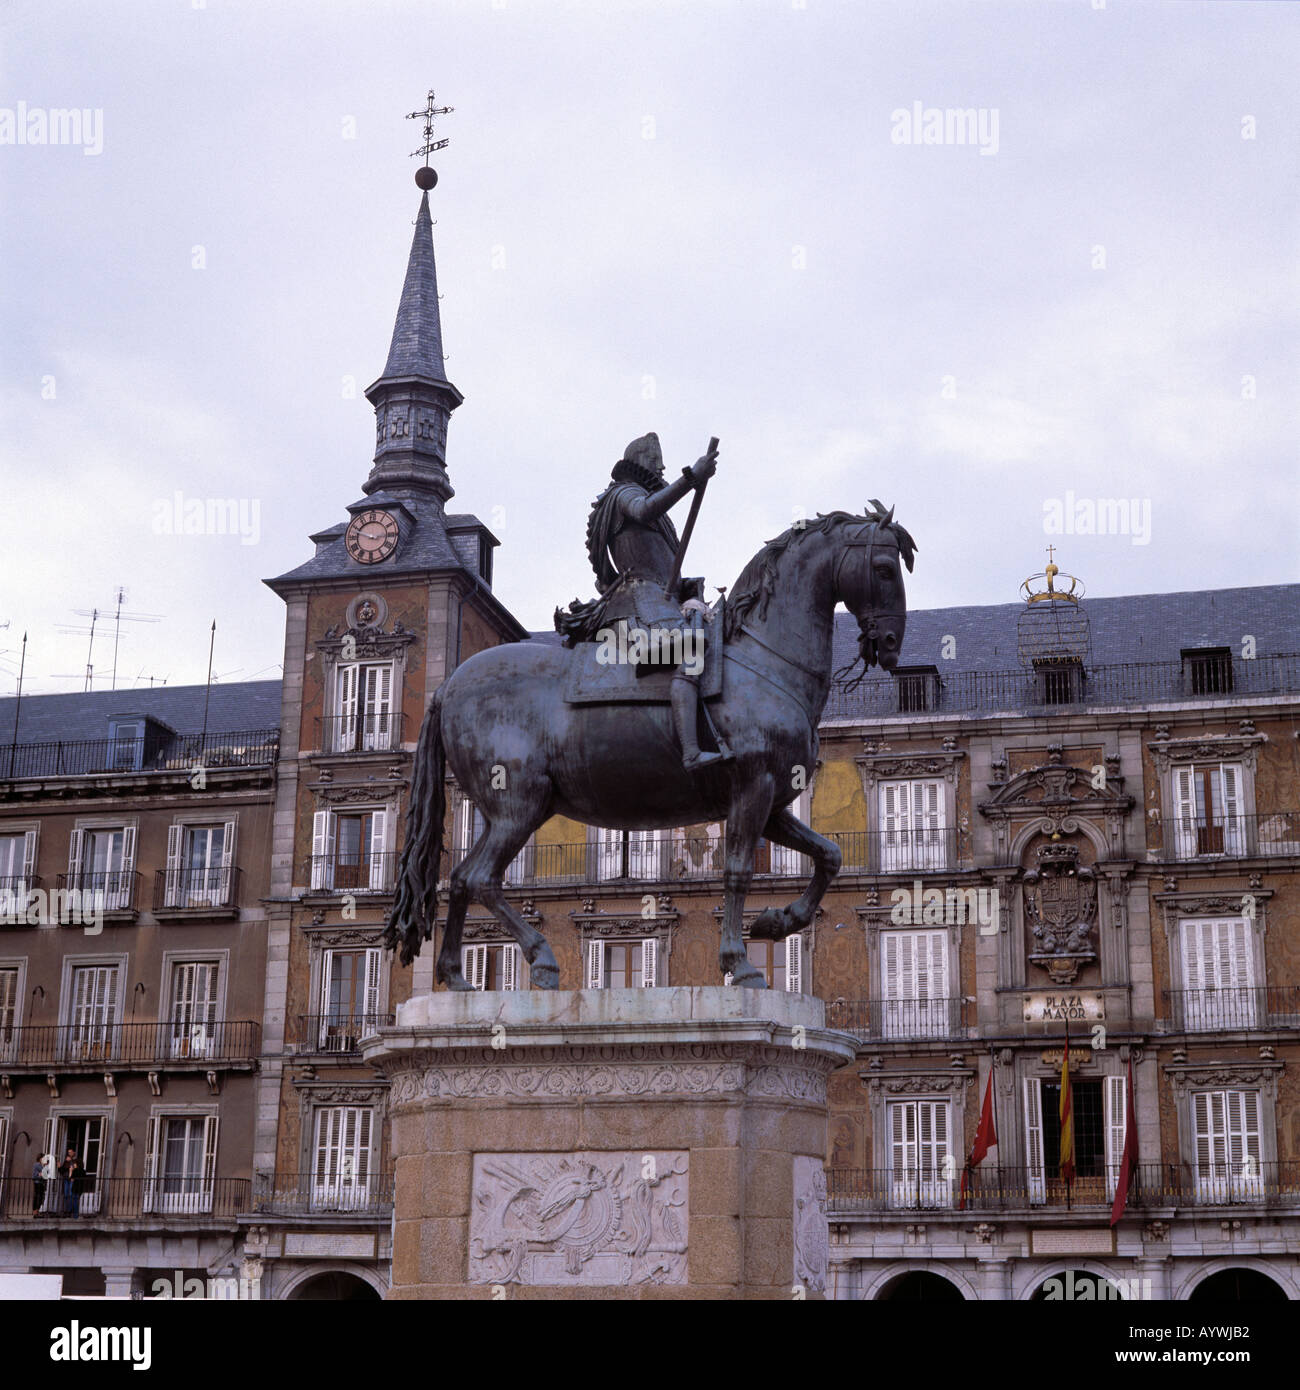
[832,502,916,673]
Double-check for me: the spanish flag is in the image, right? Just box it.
[1058,1027,1075,1187]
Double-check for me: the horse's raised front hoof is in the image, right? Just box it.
[437,963,476,992]
[530,961,560,990]
[726,964,769,989]
[748,906,794,941]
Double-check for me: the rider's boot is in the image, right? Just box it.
[671,672,727,771]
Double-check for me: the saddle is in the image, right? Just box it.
[563,628,725,706]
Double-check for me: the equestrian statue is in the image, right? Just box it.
[384,433,917,989]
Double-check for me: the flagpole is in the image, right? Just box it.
[1063,1020,1072,1212]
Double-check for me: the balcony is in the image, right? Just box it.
[153,865,242,914]
[1161,986,1300,1033]
[247,1172,394,1218]
[0,875,42,924]
[315,712,406,756]
[826,996,968,1041]
[291,1013,395,1055]
[305,852,398,895]
[1162,810,1300,861]
[822,651,1300,720]
[446,825,962,890]
[0,727,278,781]
[0,1020,261,1069]
[54,870,141,916]
[0,1177,250,1222]
[826,1162,1300,1214]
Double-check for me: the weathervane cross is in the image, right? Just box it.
[407,88,453,165]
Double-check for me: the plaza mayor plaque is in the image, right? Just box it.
[1022,991,1105,1023]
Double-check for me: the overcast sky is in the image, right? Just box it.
[2,0,1297,698]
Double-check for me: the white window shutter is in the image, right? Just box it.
[0,1115,7,1185]
[142,1115,159,1212]
[640,937,658,988]
[20,829,38,895]
[785,933,802,993]
[1227,1089,1262,1197]
[463,944,487,991]
[1194,1090,1226,1200]
[165,824,184,907]
[585,939,604,990]
[1219,763,1244,853]
[201,1115,219,1206]
[319,950,337,1018]
[1104,1072,1127,1198]
[1023,1078,1046,1204]
[337,664,359,751]
[1173,767,1197,858]
[880,783,903,870]
[311,811,332,891]
[502,944,520,992]
[368,809,389,891]
[67,828,84,884]
[362,664,393,750]
[121,824,136,872]
[218,820,236,903]
[363,948,381,1020]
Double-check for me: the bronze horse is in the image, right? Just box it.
[384,504,916,987]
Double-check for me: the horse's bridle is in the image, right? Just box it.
[833,521,905,651]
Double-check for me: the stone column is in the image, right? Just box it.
[102,1266,138,1298]
[976,1256,1012,1300]
[365,987,855,1300]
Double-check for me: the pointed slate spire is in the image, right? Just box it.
[364,190,463,502]
[381,191,447,381]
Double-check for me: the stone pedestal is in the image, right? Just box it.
[364,987,855,1299]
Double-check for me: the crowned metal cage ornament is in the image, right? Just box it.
[1016,549,1090,670]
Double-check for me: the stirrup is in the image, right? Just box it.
[682,748,728,771]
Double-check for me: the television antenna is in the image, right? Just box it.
[73,589,163,690]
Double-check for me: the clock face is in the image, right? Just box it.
[345,509,400,565]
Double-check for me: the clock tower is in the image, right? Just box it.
[254,110,528,1288]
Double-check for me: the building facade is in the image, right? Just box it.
[1,177,1297,1300]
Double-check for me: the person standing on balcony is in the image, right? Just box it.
[58,1148,84,1217]
[32,1154,51,1215]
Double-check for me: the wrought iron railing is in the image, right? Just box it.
[248,1171,395,1217]
[826,1161,1300,1213]
[826,996,968,1040]
[822,652,1300,720]
[0,875,42,922]
[0,1176,251,1221]
[1160,811,1300,861]
[0,1019,261,1067]
[292,1013,395,1055]
[1161,986,1300,1033]
[1,728,279,780]
[315,712,406,755]
[153,866,242,912]
[54,870,141,914]
[305,852,399,894]
[446,825,962,887]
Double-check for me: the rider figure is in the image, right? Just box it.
[578,432,729,772]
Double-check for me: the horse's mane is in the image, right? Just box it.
[723,502,917,642]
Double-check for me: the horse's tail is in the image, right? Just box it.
[385,686,446,966]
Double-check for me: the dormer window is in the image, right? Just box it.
[1182,647,1234,696]
[894,666,940,714]
[1033,658,1083,706]
[107,718,144,771]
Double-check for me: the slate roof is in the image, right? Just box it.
[267,492,484,587]
[0,680,282,747]
[825,583,1300,677]
[7,588,1291,750]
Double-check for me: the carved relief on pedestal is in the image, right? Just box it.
[468,1151,688,1287]
[792,1155,829,1293]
